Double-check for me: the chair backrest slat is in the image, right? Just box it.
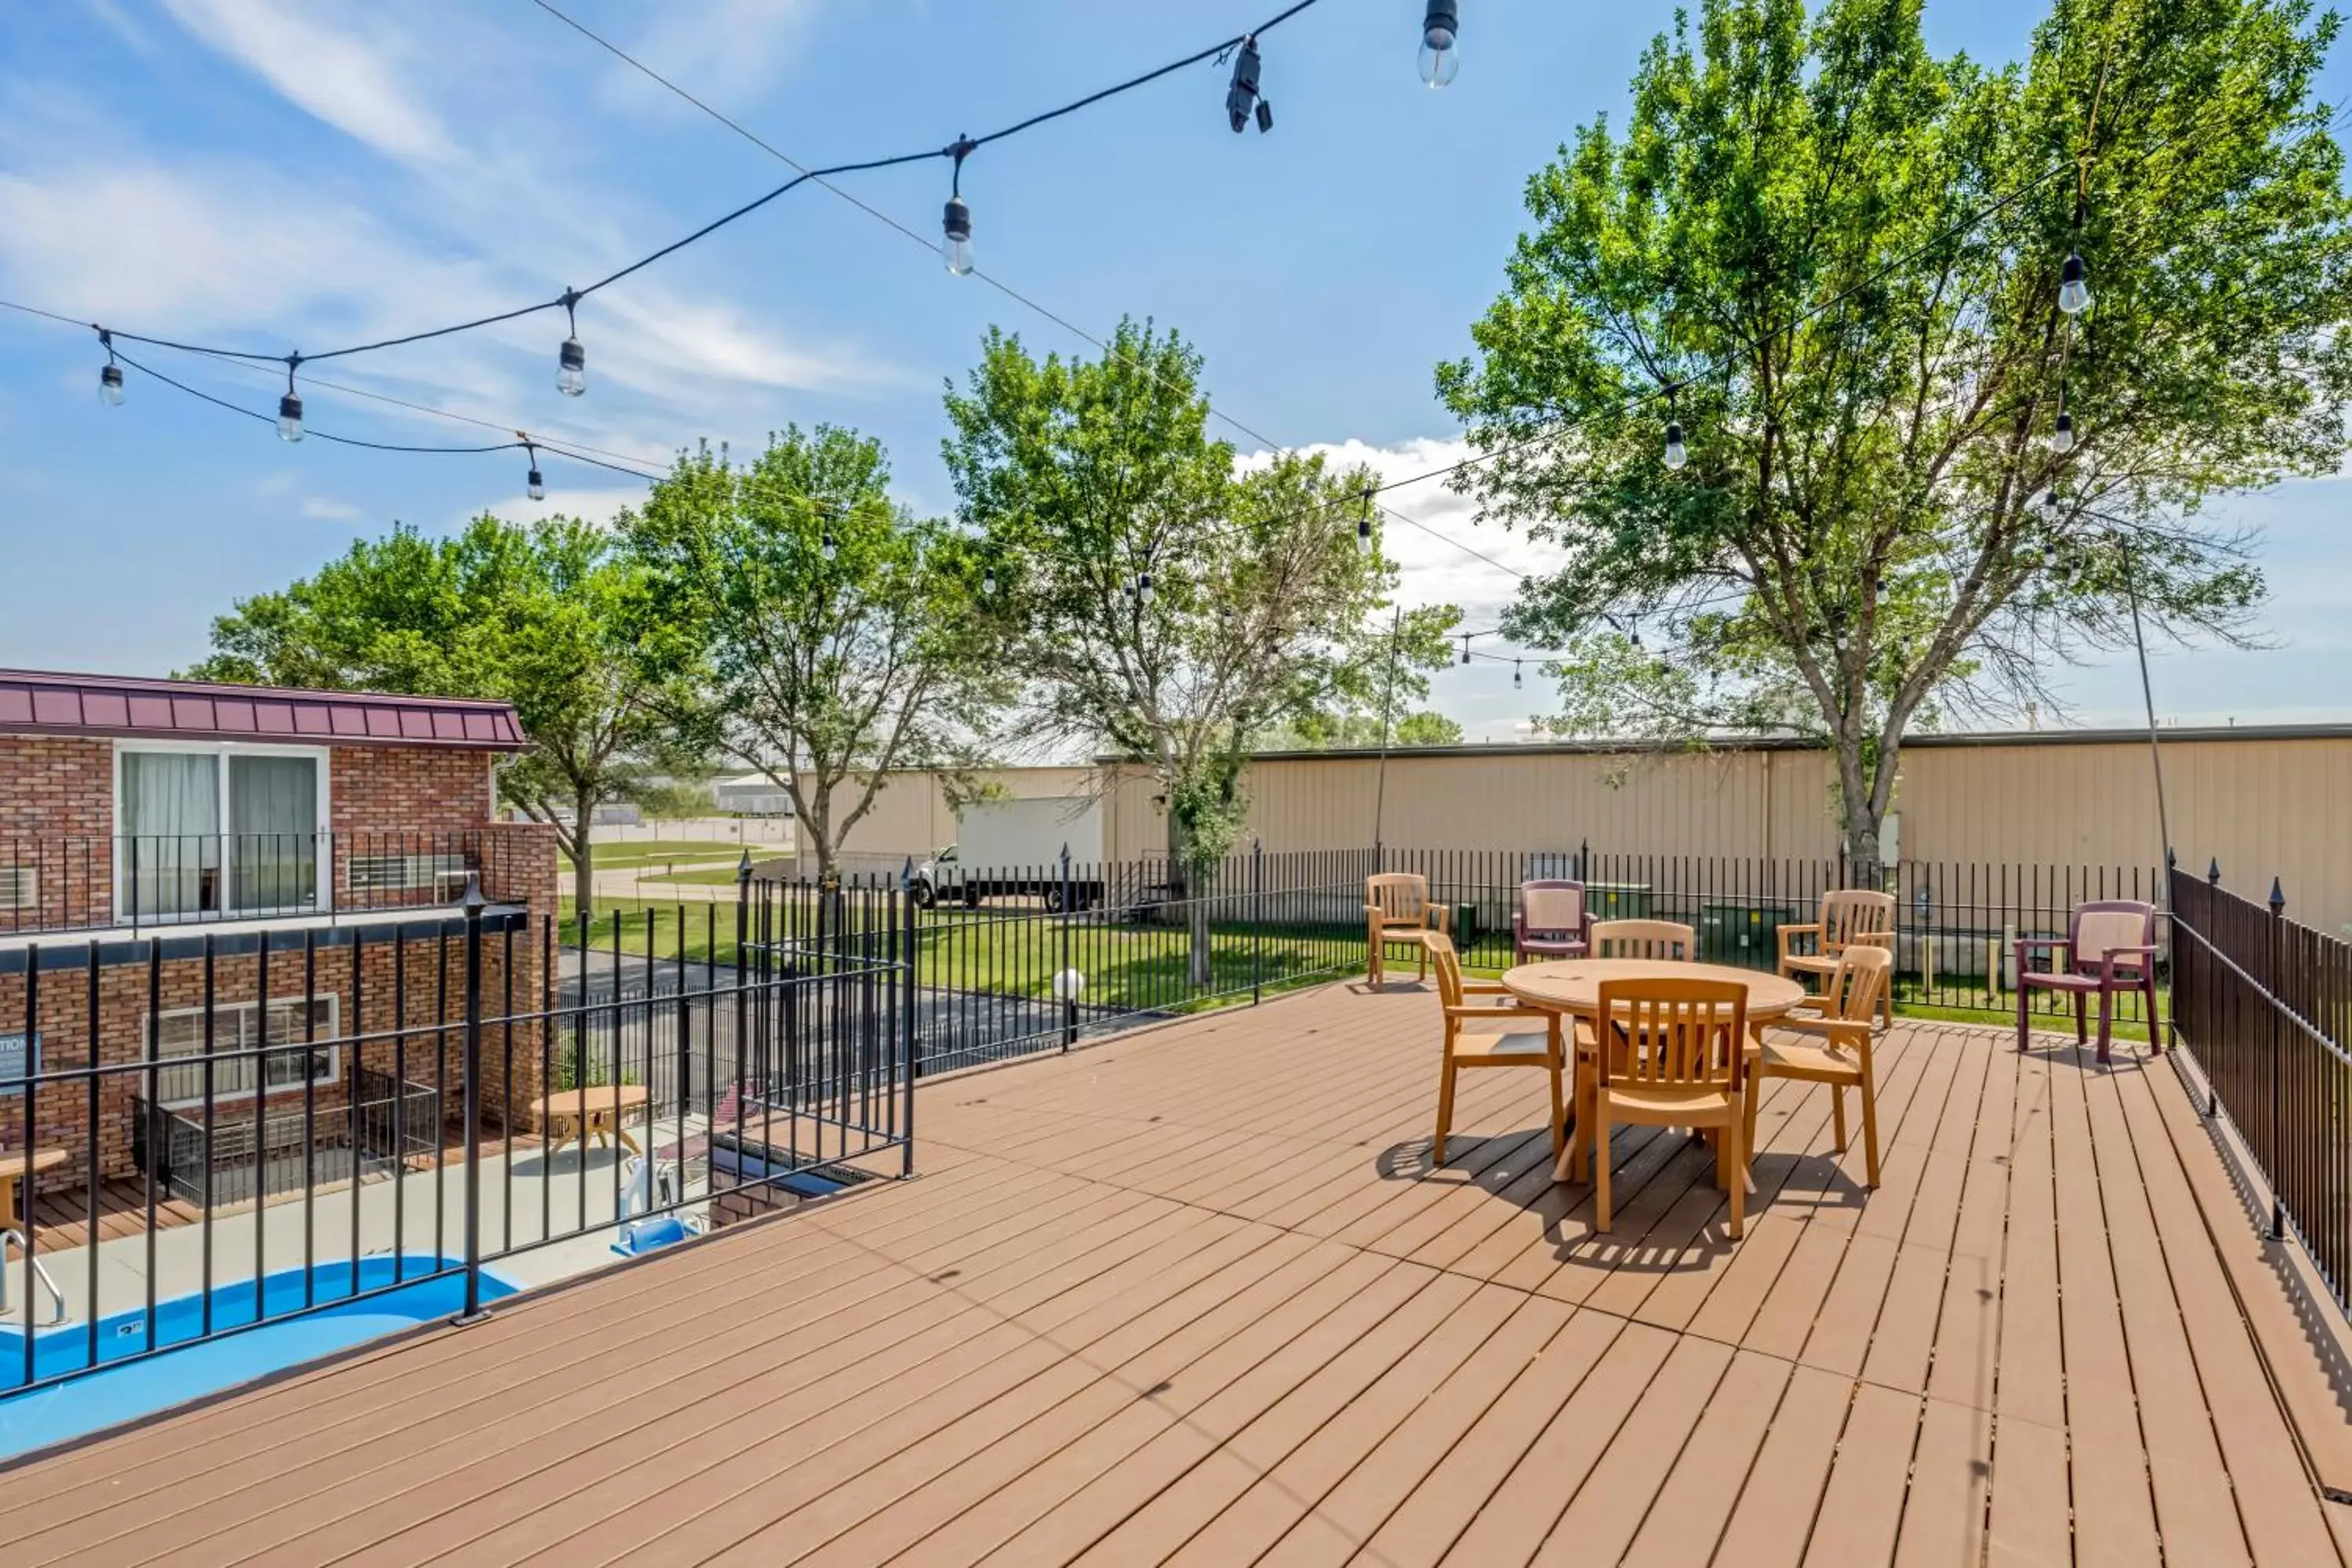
[1596,978,1747,1091]
[1821,889,1896,953]
[1590,919,1697,962]
[1823,943,1894,1022]
[1428,931,1464,1007]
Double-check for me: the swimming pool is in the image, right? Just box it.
[0,1255,515,1461]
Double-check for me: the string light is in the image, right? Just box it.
[1227,37,1271,133]
[1418,2,1461,88]
[983,563,998,596]
[822,529,839,563]
[524,441,546,500]
[277,355,303,443]
[2052,408,2076,454]
[97,329,123,406]
[944,137,976,277]
[1137,568,1155,604]
[1513,659,1523,689]
[1662,385,1687,470]
[2058,250,2092,315]
[557,289,586,397]
[1461,633,1472,666]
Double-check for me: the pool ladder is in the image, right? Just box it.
[0,1229,67,1327]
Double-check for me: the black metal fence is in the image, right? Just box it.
[0,829,544,937]
[1,875,913,1399]
[2169,862,2352,1311]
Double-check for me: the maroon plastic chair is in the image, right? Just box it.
[1513,880,1590,963]
[2014,900,2162,1062]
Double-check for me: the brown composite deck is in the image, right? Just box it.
[5,979,2349,1566]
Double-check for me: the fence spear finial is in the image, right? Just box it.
[2208,857,2222,885]
[2269,876,2286,913]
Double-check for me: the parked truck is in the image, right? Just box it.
[917,797,1106,911]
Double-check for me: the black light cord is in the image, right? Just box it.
[88,0,1330,369]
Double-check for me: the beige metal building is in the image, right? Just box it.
[806,726,2352,931]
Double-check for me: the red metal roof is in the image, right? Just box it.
[0,669,526,751]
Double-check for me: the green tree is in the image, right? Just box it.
[944,320,1453,980]
[1439,0,2352,871]
[622,428,1009,882]
[187,517,693,916]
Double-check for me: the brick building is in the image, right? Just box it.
[0,668,561,1203]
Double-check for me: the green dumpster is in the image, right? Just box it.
[1585,882,1653,921]
[1450,903,1479,948]
[1700,902,1796,965]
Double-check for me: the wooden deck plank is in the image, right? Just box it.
[2042,1040,2167,1568]
[0,993,2342,1568]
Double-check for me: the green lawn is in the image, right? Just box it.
[563,841,770,871]
[639,865,753,887]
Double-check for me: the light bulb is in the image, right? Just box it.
[1418,2,1460,87]
[100,363,124,406]
[1513,662,1523,689]
[277,392,304,443]
[822,531,838,563]
[2058,251,2091,316]
[943,197,974,277]
[1356,515,1372,552]
[1461,640,1472,666]
[2051,411,2075,454]
[1138,571,1154,604]
[528,466,546,501]
[557,336,586,397]
[982,568,997,596]
[1663,420,1687,470]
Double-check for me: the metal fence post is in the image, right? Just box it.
[2202,857,2222,1117]
[1252,839,1264,1007]
[455,873,488,1324]
[1059,844,1076,1051]
[2270,875,2287,1240]
[901,861,919,1178]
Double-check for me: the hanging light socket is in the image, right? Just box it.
[1227,37,1264,133]
[278,392,304,443]
[556,289,586,396]
[1419,2,1461,87]
[2051,409,2076,453]
[100,363,124,407]
[1663,420,1687,470]
[943,136,977,276]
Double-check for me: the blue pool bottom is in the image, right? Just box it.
[0,1256,515,1461]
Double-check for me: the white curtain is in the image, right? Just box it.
[229,756,319,912]
[122,753,220,917]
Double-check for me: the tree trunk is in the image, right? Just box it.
[1167,811,1214,989]
[1835,735,1888,891]
[571,789,600,920]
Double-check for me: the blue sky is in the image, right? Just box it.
[2,0,2347,742]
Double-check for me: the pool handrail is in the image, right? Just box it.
[0,1229,67,1327]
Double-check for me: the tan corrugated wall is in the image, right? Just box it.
[822,736,2352,932]
[797,767,1102,874]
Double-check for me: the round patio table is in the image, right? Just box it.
[1500,958,1809,1181]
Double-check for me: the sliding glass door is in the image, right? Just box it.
[119,748,324,921]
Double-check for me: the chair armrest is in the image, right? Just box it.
[1779,1014,1870,1050]
[1446,1003,1535,1022]
[1461,978,1513,995]
[1779,922,1824,961]
[2015,936,2069,953]
[1430,904,1452,934]
[2100,945,2160,978]
[2014,935,2068,976]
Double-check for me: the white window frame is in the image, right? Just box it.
[146,994,342,1110]
[112,741,332,920]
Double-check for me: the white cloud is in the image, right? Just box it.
[478,485,649,531]
[604,0,818,112]
[159,0,454,164]
[299,495,363,521]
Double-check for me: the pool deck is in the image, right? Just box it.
[5,978,2351,1566]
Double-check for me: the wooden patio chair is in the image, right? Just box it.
[1366,872,1450,987]
[1512,879,1590,963]
[1427,932,1566,1167]
[1778,889,1896,1030]
[1747,943,1891,1188]
[1572,977,1750,1237]
[2015,899,2162,1063]
[1588,918,1697,962]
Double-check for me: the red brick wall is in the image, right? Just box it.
[0,736,114,930]
[331,747,492,833]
